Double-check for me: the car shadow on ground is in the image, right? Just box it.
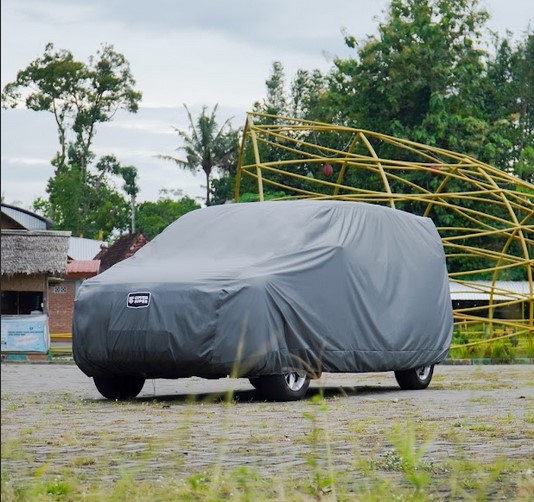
[86,384,404,405]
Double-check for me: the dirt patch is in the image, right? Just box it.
[1,363,533,499]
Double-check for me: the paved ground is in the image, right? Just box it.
[1,362,533,498]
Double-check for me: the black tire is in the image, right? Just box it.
[248,377,263,390]
[258,372,310,401]
[93,375,145,400]
[394,365,434,390]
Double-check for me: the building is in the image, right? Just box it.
[1,204,70,357]
[1,204,70,317]
[450,280,531,322]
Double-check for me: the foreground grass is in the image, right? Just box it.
[2,417,532,501]
[3,463,533,502]
[2,367,534,501]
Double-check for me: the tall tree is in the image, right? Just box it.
[160,104,239,206]
[253,61,288,117]
[253,62,330,122]
[95,155,140,234]
[2,43,142,238]
[286,68,334,124]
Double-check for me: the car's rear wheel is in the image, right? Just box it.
[394,365,434,390]
[248,377,263,390]
[93,375,145,400]
[258,372,310,401]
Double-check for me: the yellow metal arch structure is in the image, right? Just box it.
[235,112,534,353]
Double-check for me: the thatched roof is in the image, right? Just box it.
[1,230,71,276]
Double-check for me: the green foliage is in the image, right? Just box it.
[250,1,531,184]
[136,191,200,239]
[253,61,288,116]
[450,322,533,360]
[34,161,131,239]
[332,0,490,150]
[331,2,532,181]
[388,422,433,493]
[477,33,534,174]
[515,145,534,184]
[238,191,288,203]
[253,62,331,123]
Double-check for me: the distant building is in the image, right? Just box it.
[1,204,70,317]
[1,203,54,232]
[68,237,105,261]
[1,204,70,357]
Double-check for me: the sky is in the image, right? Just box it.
[1,0,533,209]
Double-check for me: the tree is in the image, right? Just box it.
[136,190,200,239]
[33,154,138,239]
[2,43,142,238]
[331,0,491,153]
[471,31,533,176]
[95,155,140,233]
[160,104,239,206]
[326,1,533,180]
[253,62,331,122]
[252,61,288,117]
[514,33,534,176]
[319,0,522,229]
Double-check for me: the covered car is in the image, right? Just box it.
[73,200,453,401]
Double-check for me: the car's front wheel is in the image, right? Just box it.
[394,365,434,390]
[93,375,146,400]
[258,372,310,401]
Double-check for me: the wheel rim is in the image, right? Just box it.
[284,372,307,391]
[416,366,431,380]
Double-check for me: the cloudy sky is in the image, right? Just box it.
[2,0,532,209]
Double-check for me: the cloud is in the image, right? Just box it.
[1,0,390,108]
[1,156,50,166]
[2,0,532,209]
[14,0,386,55]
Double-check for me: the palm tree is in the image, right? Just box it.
[160,104,239,206]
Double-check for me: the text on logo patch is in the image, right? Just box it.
[127,292,151,308]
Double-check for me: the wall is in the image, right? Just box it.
[1,274,46,292]
[47,279,78,334]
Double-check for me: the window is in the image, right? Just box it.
[1,291,43,315]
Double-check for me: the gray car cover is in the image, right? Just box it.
[73,200,453,379]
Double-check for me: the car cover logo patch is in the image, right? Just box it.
[127,292,151,308]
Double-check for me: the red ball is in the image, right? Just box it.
[323,164,334,177]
